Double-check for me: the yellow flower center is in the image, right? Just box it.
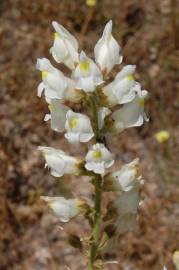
[92,150,102,159]
[79,61,90,73]
[54,32,60,40]
[69,118,79,129]
[154,130,170,143]
[86,0,96,6]
[42,71,49,80]
[138,98,145,108]
[127,74,134,81]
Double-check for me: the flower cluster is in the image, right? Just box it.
[36,20,148,268]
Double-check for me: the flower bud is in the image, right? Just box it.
[67,234,82,250]
[94,20,123,74]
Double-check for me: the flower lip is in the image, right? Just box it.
[85,143,114,174]
[65,110,94,143]
[72,51,103,92]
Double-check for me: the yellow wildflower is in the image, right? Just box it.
[86,0,96,7]
[173,251,179,270]
[154,130,170,143]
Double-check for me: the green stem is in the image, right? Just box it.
[87,93,100,141]
[87,93,103,269]
[90,175,102,265]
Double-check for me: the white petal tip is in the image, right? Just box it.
[107,20,112,27]
[52,21,58,28]
[105,20,113,32]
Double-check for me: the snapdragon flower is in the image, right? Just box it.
[65,110,94,143]
[112,88,149,133]
[102,65,137,107]
[85,143,114,174]
[38,146,83,177]
[104,158,141,192]
[41,196,81,222]
[113,184,141,235]
[36,58,67,99]
[94,20,122,74]
[44,99,70,132]
[50,21,79,69]
[72,51,103,92]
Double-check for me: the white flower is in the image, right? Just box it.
[113,184,140,235]
[94,20,122,74]
[72,51,103,92]
[41,196,80,222]
[114,213,138,235]
[44,99,70,132]
[38,146,82,177]
[104,159,142,192]
[65,110,94,143]
[85,143,114,174]
[112,89,149,133]
[103,65,137,107]
[50,21,79,69]
[36,58,67,99]
[98,107,111,130]
[115,185,140,215]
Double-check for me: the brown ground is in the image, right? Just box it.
[0,0,179,269]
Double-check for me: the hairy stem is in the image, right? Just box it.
[87,93,103,269]
[89,175,102,268]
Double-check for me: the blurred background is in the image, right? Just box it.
[0,0,179,269]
